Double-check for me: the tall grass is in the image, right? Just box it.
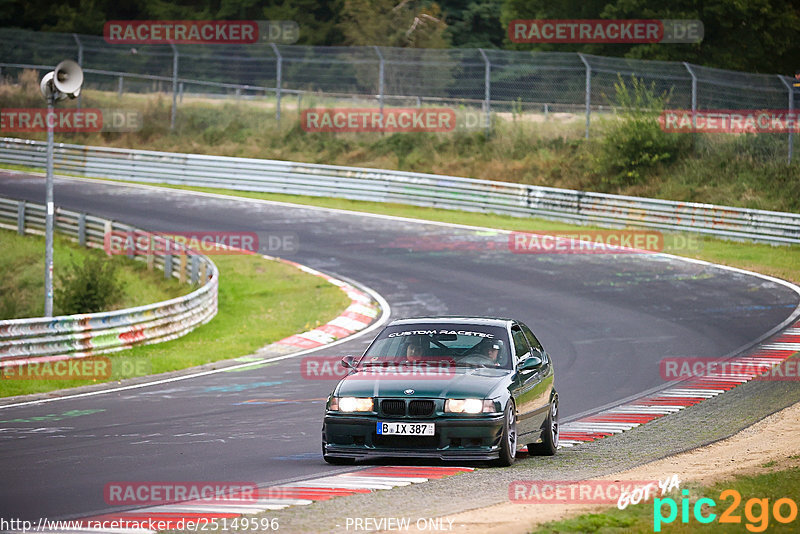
[1,70,797,212]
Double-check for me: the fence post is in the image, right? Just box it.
[374,46,385,120]
[17,200,25,235]
[147,234,155,271]
[78,213,86,246]
[478,48,491,136]
[683,62,697,130]
[72,34,83,109]
[179,253,187,284]
[578,53,591,139]
[170,43,179,131]
[270,43,282,124]
[117,75,124,97]
[164,253,173,279]
[191,255,199,284]
[778,75,794,164]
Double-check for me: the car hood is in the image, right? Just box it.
[336,366,510,399]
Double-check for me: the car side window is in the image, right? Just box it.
[511,326,531,362]
[520,323,544,354]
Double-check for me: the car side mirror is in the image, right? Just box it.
[520,355,543,372]
[341,355,357,369]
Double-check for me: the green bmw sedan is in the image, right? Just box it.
[322,317,558,466]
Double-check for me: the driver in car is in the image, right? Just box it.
[471,338,506,367]
[403,336,428,362]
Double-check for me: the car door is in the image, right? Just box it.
[520,321,555,430]
[510,324,542,438]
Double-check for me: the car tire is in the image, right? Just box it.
[322,440,355,465]
[494,402,517,467]
[528,394,558,456]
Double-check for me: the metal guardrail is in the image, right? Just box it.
[2,137,799,244]
[0,194,219,361]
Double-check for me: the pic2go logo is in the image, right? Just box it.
[654,489,799,532]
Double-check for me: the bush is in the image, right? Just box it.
[56,254,124,315]
[596,76,691,185]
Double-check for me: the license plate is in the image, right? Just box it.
[377,422,435,436]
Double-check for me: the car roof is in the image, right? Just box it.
[387,316,515,328]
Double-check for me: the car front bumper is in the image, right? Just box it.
[322,413,505,461]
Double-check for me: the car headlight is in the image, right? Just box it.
[445,398,494,414]
[332,397,373,412]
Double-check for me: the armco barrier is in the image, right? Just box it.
[1,137,800,244]
[0,196,218,362]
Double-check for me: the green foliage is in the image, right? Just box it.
[340,0,449,47]
[56,254,124,315]
[595,76,691,185]
[501,0,800,75]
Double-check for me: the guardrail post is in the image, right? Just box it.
[179,253,187,284]
[147,234,155,270]
[78,213,86,246]
[103,220,113,255]
[191,255,199,284]
[270,43,282,124]
[478,48,491,136]
[73,34,83,109]
[16,200,25,235]
[578,53,591,139]
[125,226,135,259]
[778,75,794,164]
[170,43,179,131]
[164,253,173,279]
[374,46,385,121]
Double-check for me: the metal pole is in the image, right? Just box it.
[683,62,697,130]
[374,46,384,121]
[270,43,282,124]
[778,75,794,163]
[578,54,591,139]
[170,43,178,130]
[44,95,55,317]
[73,34,83,109]
[478,48,491,136]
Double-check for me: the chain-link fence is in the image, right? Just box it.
[0,27,795,162]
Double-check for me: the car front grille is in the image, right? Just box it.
[408,400,435,416]
[381,399,406,416]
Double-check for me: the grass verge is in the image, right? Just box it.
[531,466,800,533]
[0,246,351,398]
[0,228,187,319]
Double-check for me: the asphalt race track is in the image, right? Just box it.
[1,171,798,522]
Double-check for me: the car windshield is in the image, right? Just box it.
[360,323,512,369]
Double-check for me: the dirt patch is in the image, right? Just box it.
[386,400,800,533]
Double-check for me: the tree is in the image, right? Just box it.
[340,0,449,48]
